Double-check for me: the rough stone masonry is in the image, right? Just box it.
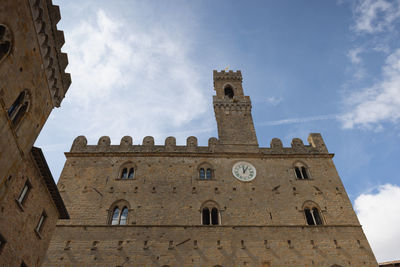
[44,70,378,266]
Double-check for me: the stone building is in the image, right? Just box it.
[380,260,400,267]
[0,0,70,265]
[44,70,378,266]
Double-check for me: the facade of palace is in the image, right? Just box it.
[44,70,378,266]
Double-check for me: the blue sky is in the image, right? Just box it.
[37,0,400,262]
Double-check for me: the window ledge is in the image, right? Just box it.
[295,178,314,181]
[115,178,135,181]
[34,229,43,239]
[196,179,215,181]
[14,199,24,212]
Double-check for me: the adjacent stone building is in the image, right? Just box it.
[380,260,400,267]
[0,0,70,265]
[44,70,378,266]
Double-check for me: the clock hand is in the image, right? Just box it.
[243,166,248,173]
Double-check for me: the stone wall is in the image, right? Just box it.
[0,152,61,266]
[44,133,377,266]
[0,0,70,182]
[44,225,376,266]
[0,0,70,265]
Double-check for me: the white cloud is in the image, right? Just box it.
[354,184,400,262]
[347,47,366,79]
[260,114,338,126]
[57,9,211,144]
[341,49,400,128]
[353,0,400,33]
[348,47,363,64]
[266,96,282,106]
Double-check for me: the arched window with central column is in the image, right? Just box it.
[118,162,136,180]
[198,162,214,180]
[303,201,324,226]
[7,90,31,128]
[293,161,310,180]
[108,199,130,225]
[201,201,220,225]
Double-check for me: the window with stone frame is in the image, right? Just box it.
[118,163,135,179]
[7,90,31,128]
[293,161,310,180]
[0,24,12,62]
[303,201,323,226]
[16,180,31,207]
[198,162,213,180]
[35,211,47,235]
[201,201,220,225]
[109,200,130,225]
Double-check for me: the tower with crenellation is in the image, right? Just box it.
[0,0,70,266]
[44,70,378,266]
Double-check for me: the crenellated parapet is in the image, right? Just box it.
[69,133,329,155]
[28,0,71,107]
[213,70,242,81]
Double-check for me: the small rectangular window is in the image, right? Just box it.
[17,180,31,205]
[20,261,28,267]
[35,212,47,234]
[0,233,6,253]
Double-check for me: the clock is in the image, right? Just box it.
[232,161,256,182]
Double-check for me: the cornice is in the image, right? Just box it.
[56,224,360,228]
[65,151,334,159]
[28,0,71,107]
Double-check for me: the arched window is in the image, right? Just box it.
[111,207,120,225]
[128,168,134,179]
[202,207,210,225]
[211,208,219,225]
[7,90,30,127]
[109,200,130,225]
[303,202,323,226]
[301,166,308,179]
[0,24,12,62]
[121,168,128,179]
[120,207,128,225]
[201,201,220,225]
[224,85,234,99]
[198,163,213,180]
[312,207,322,225]
[293,162,310,179]
[118,163,135,179]
[7,91,25,118]
[199,168,205,180]
[206,168,212,179]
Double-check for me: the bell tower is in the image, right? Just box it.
[213,70,258,146]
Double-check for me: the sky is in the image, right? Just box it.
[36,0,400,262]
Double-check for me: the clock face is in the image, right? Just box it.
[232,161,256,182]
